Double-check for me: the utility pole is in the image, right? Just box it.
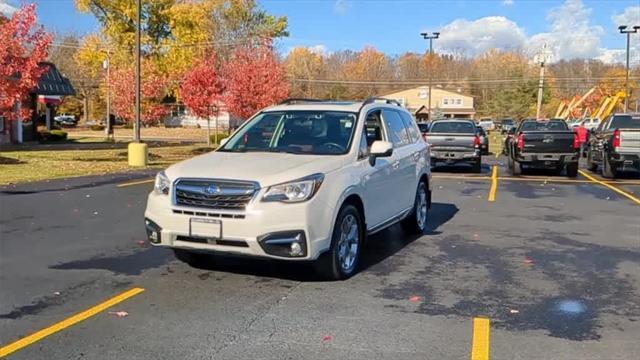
[421,31,440,120]
[134,0,141,142]
[534,43,553,119]
[127,0,147,166]
[619,25,639,112]
[103,49,111,140]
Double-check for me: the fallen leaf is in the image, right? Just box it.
[409,295,422,302]
[108,311,129,318]
[136,240,146,246]
[322,335,333,342]
[53,291,61,296]
[93,211,99,215]
[524,258,534,265]
[85,194,91,198]
[509,309,520,314]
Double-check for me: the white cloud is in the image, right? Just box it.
[433,0,635,64]
[526,0,603,61]
[308,44,329,57]
[435,16,526,56]
[502,0,514,6]
[611,6,640,66]
[0,0,18,16]
[333,0,352,15]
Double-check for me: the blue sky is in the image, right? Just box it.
[2,0,639,63]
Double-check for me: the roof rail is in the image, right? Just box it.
[278,98,328,105]
[361,97,402,107]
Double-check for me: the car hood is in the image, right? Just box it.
[164,151,349,188]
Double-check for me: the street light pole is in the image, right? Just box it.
[134,0,141,142]
[421,32,440,120]
[619,25,639,112]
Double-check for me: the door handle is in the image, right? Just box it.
[392,161,400,169]
[413,152,421,160]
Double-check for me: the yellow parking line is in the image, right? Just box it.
[471,317,491,360]
[579,170,640,205]
[0,287,145,358]
[488,166,498,202]
[432,175,492,181]
[117,179,154,187]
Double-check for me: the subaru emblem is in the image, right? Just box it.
[204,184,220,195]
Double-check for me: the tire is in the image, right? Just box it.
[566,163,578,178]
[173,248,210,267]
[402,181,429,235]
[586,151,597,172]
[602,155,617,179]
[512,159,522,176]
[316,204,363,281]
[472,158,482,173]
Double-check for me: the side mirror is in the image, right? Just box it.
[219,137,229,147]
[369,140,393,166]
[589,128,595,134]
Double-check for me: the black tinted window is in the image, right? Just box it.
[417,123,430,133]
[429,121,476,133]
[520,120,568,131]
[609,115,640,129]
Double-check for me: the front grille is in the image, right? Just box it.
[174,179,257,210]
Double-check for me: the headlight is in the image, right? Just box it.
[262,173,324,203]
[154,171,170,195]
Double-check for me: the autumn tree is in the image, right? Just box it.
[181,54,224,145]
[109,63,169,126]
[342,46,394,98]
[0,3,52,121]
[285,47,325,98]
[222,44,290,119]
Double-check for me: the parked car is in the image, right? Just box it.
[476,126,489,155]
[54,114,77,127]
[417,122,430,141]
[478,118,495,132]
[427,119,482,172]
[580,118,601,130]
[500,118,515,134]
[586,113,640,178]
[505,119,579,177]
[144,98,432,280]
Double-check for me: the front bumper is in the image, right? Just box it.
[144,190,335,261]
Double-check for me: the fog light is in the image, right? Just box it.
[258,231,307,258]
[290,242,303,256]
[145,218,162,244]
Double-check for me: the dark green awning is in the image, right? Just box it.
[31,62,75,96]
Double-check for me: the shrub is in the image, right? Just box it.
[38,129,68,142]
[90,124,105,131]
[123,122,134,129]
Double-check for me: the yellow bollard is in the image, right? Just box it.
[128,142,148,166]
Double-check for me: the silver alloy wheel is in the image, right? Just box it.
[416,185,428,230]
[337,213,359,273]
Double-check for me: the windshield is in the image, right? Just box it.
[220,111,357,155]
[502,119,514,125]
[520,120,568,131]
[609,115,640,129]
[429,121,476,133]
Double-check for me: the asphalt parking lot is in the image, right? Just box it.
[1,155,639,359]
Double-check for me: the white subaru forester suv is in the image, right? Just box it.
[144,98,432,280]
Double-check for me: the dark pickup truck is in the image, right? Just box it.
[427,119,482,173]
[586,113,640,178]
[506,119,579,177]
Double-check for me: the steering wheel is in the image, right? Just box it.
[322,142,346,152]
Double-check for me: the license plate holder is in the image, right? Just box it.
[189,218,222,242]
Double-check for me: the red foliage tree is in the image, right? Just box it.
[222,44,290,119]
[109,64,169,125]
[0,4,52,121]
[181,54,225,145]
[181,54,224,118]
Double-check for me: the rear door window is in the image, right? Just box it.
[398,111,420,143]
[382,109,410,147]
